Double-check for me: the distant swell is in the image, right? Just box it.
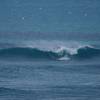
[0,46,100,60]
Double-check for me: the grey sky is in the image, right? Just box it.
[0,0,100,33]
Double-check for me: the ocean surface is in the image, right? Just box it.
[0,33,100,100]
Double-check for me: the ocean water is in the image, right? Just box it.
[0,33,100,100]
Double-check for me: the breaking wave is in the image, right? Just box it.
[0,45,100,61]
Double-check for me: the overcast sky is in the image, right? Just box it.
[0,0,100,33]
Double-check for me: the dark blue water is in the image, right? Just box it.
[0,33,100,100]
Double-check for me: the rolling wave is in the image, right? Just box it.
[70,46,100,60]
[0,45,100,61]
[0,47,65,60]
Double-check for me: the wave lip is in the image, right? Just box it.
[0,45,100,61]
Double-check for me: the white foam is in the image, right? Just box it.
[24,40,93,55]
[58,57,70,61]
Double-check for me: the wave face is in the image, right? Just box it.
[0,45,100,61]
[70,47,100,60]
[0,47,66,60]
